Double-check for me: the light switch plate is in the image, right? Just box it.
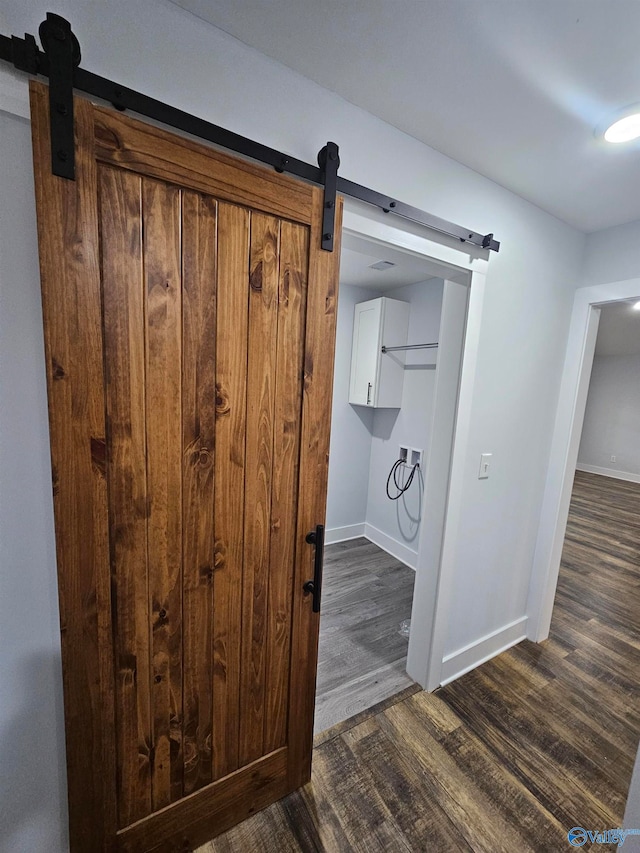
[478,453,492,479]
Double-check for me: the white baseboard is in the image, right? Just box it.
[440,616,528,686]
[325,523,417,571]
[576,463,640,485]
[363,523,417,570]
[324,523,366,545]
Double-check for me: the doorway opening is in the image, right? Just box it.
[529,278,640,642]
[537,298,640,640]
[314,205,482,734]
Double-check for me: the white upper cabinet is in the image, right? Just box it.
[349,296,410,407]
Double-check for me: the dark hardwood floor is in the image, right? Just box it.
[314,538,415,734]
[201,471,640,852]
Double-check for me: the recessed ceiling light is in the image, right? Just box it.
[604,113,640,143]
[632,300,640,310]
[369,260,396,271]
[597,104,640,143]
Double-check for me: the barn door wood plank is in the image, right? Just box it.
[100,165,154,827]
[142,178,184,809]
[239,213,281,767]
[212,202,250,780]
[181,191,217,796]
[263,220,310,754]
[93,105,313,224]
[29,81,117,851]
[288,191,343,789]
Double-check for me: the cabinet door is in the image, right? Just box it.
[349,299,382,405]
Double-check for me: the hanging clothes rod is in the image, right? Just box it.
[382,343,438,353]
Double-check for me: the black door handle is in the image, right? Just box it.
[303,524,325,613]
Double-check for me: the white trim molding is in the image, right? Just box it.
[576,463,640,485]
[324,522,417,569]
[440,616,528,686]
[363,523,417,570]
[419,272,488,691]
[342,203,489,284]
[0,66,30,120]
[324,523,366,545]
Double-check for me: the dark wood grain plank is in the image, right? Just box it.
[181,191,217,796]
[118,749,290,853]
[263,220,309,754]
[378,699,535,853]
[142,178,184,809]
[100,165,153,828]
[239,213,280,767]
[342,717,473,852]
[308,733,391,849]
[30,82,117,851]
[438,724,568,851]
[287,192,343,791]
[440,669,620,829]
[212,202,250,780]
[93,105,313,224]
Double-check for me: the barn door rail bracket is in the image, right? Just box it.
[0,13,500,253]
[318,142,340,251]
[38,13,80,179]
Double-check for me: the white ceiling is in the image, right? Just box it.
[339,241,441,291]
[595,300,640,356]
[340,247,425,291]
[170,0,640,233]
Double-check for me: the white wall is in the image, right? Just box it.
[577,354,640,481]
[0,113,68,853]
[365,280,443,562]
[582,219,640,286]
[0,1,589,848]
[326,284,376,537]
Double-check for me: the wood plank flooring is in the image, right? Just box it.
[314,538,415,734]
[200,471,640,852]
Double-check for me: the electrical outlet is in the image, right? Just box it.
[611,455,617,463]
[410,448,423,467]
[399,445,408,464]
[478,453,492,479]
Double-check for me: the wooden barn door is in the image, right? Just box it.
[29,81,341,852]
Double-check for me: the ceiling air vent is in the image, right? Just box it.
[369,260,396,271]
